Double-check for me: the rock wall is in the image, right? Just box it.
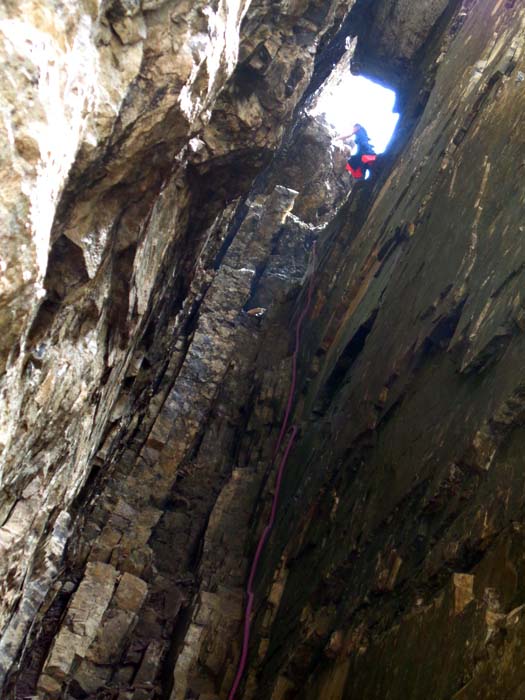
[236,2,525,699]
[2,0,525,699]
[0,0,350,695]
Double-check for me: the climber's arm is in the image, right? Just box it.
[336,134,355,147]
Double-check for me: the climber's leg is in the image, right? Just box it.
[347,155,364,180]
[346,163,364,178]
[361,153,378,179]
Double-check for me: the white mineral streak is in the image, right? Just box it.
[0,1,145,683]
[179,0,252,121]
[3,13,94,277]
[0,0,142,478]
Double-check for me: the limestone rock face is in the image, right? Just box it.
[351,0,451,87]
[0,0,351,695]
[234,3,525,700]
[2,0,525,699]
[258,115,349,224]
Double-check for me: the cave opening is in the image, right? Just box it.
[311,72,400,153]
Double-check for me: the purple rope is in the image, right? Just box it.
[228,242,317,700]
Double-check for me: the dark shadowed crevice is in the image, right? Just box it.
[414,299,467,370]
[26,236,90,348]
[314,308,379,415]
[107,243,137,351]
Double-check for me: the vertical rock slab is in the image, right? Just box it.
[0,0,352,692]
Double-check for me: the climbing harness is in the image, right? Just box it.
[346,153,377,179]
[228,241,317,700]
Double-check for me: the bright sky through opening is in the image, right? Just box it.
[314,74,399,153]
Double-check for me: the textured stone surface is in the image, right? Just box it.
[351,0,451,88]
[0,0,351,692]
[257,115,349,223]
[3,0,525,699]
[229,3,525,700]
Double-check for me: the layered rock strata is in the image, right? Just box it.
[3,0,525,700]
[0,0,351,695]
[30,184,318,699]
[234,2,525,700]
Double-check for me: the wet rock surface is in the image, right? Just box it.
[2,1,525,699]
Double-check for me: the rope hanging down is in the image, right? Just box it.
[228,241,317,700]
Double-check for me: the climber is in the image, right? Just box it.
[337,123,377,180]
